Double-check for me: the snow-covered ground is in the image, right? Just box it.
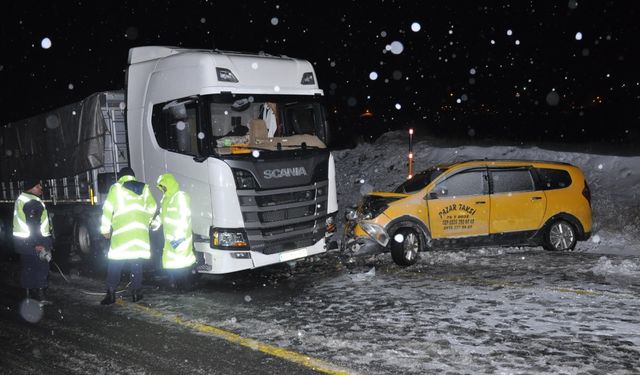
[9,132,640,374]
[115,134,640,373]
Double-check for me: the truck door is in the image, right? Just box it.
[149,98,213,235]
[427,168,490,239]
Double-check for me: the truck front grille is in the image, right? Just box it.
[237,181,329,254]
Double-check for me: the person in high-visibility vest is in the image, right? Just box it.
[153,173,196,290]
[12,178,53,303]
[100,167,157,305]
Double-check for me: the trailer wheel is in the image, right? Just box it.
[0,217,7,245]
[74,222,93,257]
[73,221,107,273]
[0,217,12,258]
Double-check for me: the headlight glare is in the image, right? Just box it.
[360,223,389,247]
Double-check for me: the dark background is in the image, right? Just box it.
[1,1,638,148]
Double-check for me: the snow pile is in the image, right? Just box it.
[591,256,640,276]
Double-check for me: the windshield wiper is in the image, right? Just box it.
[278,142,322,150]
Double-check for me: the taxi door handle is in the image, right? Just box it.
[475,201,486,204]
[531,196,543,201]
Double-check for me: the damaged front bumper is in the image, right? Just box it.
[341,221,389,257]
[342,235,386,257]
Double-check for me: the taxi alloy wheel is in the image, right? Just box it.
[545,220,577,251]
[391,228,421,267]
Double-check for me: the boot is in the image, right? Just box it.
[35,288,51,305]
[100,289,116,305]
[179,275,195,292]
[131,289,143,302]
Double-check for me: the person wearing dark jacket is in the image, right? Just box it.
[12,178,53,303]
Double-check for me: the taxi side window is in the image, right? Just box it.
[433,170,487,197]
[490,168,535,193]
[535,168,572,190]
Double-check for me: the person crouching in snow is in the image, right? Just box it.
[153,173,196,290]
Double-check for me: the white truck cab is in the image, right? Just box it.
[126,46,338,273]
[0,46,338,275]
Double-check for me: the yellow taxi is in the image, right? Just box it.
[342,160,593,266]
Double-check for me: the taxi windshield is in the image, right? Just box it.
[394,167,448,193]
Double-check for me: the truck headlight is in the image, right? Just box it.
[210,227,249,250]
[360,223,389,247]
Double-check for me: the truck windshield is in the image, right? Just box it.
[200,94,330,155]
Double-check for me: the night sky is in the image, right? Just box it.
[1,1,639,147]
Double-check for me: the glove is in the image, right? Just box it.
[150,219,161,231]
[37,248,52,262]
[150,210,161,231]
[170,238,184,249]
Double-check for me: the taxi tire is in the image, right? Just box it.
[543,219,577,251]
[391,228,421,267]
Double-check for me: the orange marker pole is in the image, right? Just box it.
[408,128,414,179]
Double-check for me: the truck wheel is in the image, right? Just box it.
[74,222,93,257]
[0,217,7,245]
[0,217,11,257]
[73,221,107,273]
[390,228,421,267]
[543,220,577,251]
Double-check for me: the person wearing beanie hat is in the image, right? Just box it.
[12,177,53,304]
[23,178,42,191]
[118,166,135,178]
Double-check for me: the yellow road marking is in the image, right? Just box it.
[116,299,353,375]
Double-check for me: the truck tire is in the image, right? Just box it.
[0,217,7,245]
[0,217,12,258]
[73,220,107,273]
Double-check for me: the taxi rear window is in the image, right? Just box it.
[535,168,572,190]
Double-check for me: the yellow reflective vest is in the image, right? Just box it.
[13,192,51,238]
[156,173,196,269]
[100,175,157,260]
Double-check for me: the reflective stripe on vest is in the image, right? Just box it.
[12,193,50,238]
[161,191,195,269]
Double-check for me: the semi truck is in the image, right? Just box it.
[0,46,338,274]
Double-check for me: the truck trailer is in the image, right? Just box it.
[0,46,338,274]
